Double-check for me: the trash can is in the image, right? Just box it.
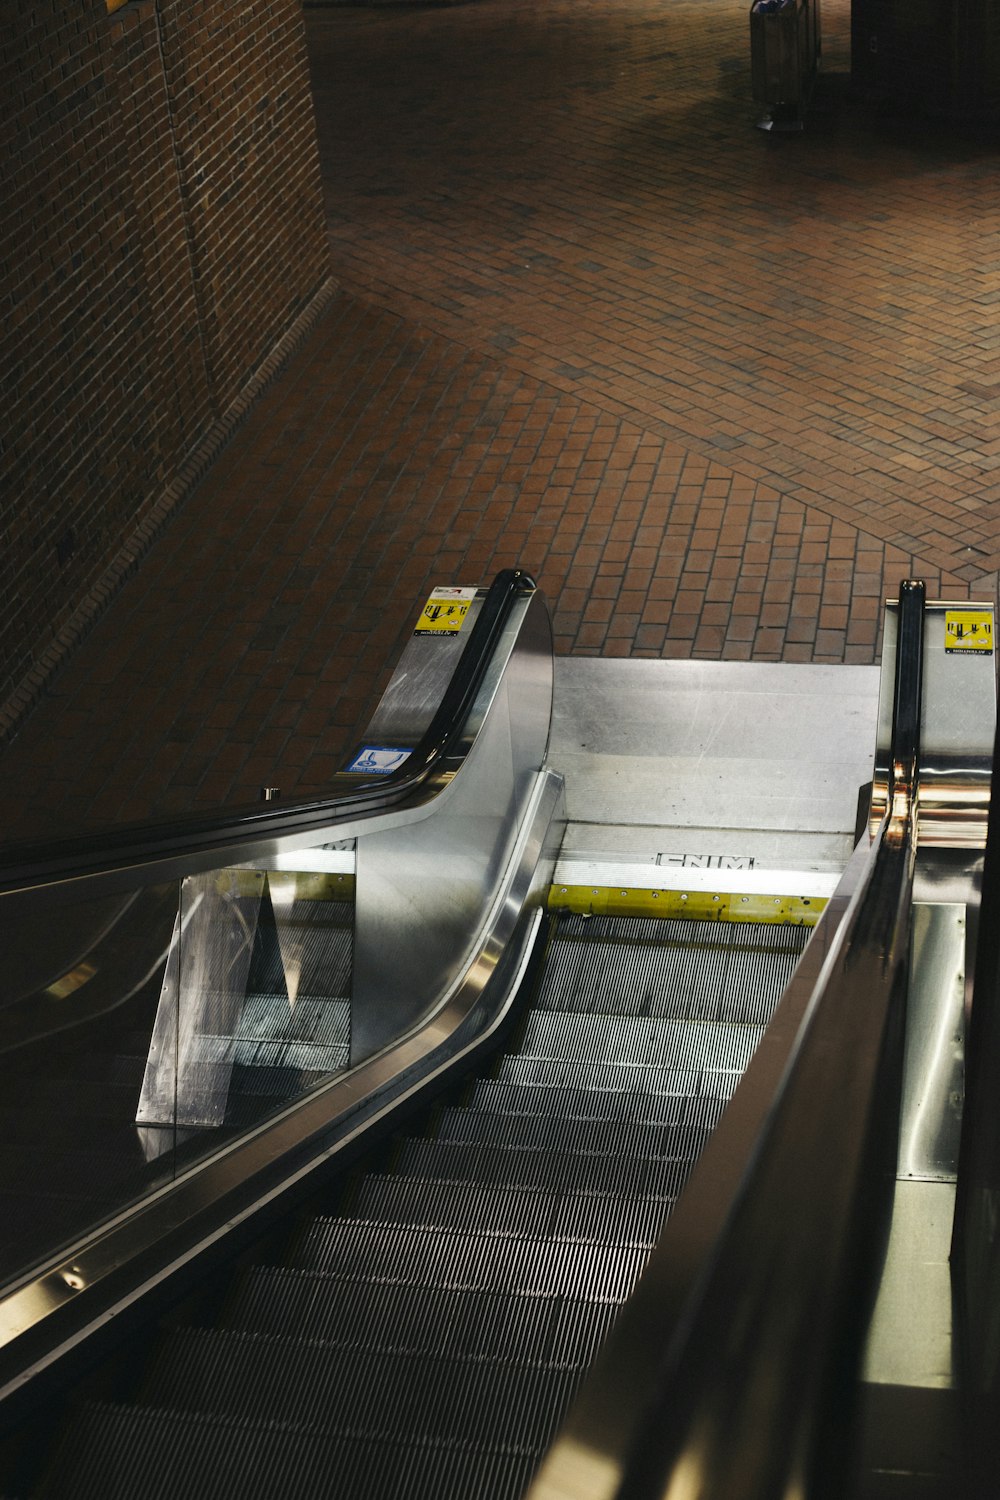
[750,0,817,127]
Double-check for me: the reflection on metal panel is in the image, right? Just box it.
[352,590,553,1062]
[354,596,483,753]
[137,868,355,1132]
[872,599,996,846]
[863,1178,957,1390]
[242,861,356,1014]
[860,905,966,1405]
[900,903,966,1182]
[137,871,272,1129]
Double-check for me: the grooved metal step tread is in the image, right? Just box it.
[466,1079,727,1128]
[188,1034,348,1073]
[38,1401,539,1500]
[221,1267,621,1370]
[249,918,353,998]
[494,1055,743,1100]
[237,995,350,1046]
[431,1105,712,1161]
[238,1039,349,1073]
[291,1216,650,1303]
[537,930,805,1024]
[516,1010,766,1073]
[140,1326,581,1453]
[352,1174,672,1246]
[393,1138,697,1201]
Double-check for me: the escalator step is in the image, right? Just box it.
[273,911,353,996]
[495,1055,710,1094]
[538,926,805,1023]
[38,1401,539,1500]
[538,941,729,1019]
[517,1010,765,1072]
[700,1068,745,1099]
[221,1268,619,1370]
[712,947,804,1026]
[432,1105,712,1161]
[186,1033,348,1074]
[393,1138,696,1201]
[466,1078,726,1128]
[548,1295,622,1367]
[231,1039,349,1073]
[248,914,352,1001]
[291,1217,649,1303]
[353,1177,554,1238]
[140,1328,581,1452]
[237,995,350,1046]
[352,1174,671,1246]
[551,1190,672,1247]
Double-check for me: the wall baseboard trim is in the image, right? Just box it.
[0,275,338,750]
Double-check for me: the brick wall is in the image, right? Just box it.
[0,0,330,719]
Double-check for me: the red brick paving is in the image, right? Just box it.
[0,0,994,841]
[309,0,1000,580]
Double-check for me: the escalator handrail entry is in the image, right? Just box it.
[0,568,537,897]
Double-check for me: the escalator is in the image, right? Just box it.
[33,915,806,1498]
[0,571,996,1498]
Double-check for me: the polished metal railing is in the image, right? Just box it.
[529,580,926,1500]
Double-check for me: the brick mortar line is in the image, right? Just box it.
[330,282,990,591]
[336,274,998,584]
[0,275,340,750]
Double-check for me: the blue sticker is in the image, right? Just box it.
[346,745,413,775]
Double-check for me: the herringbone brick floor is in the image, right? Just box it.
[0,0,995,839]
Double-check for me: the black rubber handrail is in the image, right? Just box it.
[628,579,925,1500]
[0,568,536,895]
[530,581,925,1500]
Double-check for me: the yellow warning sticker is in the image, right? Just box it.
[414,586,477,635]
[945,609,993,655]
